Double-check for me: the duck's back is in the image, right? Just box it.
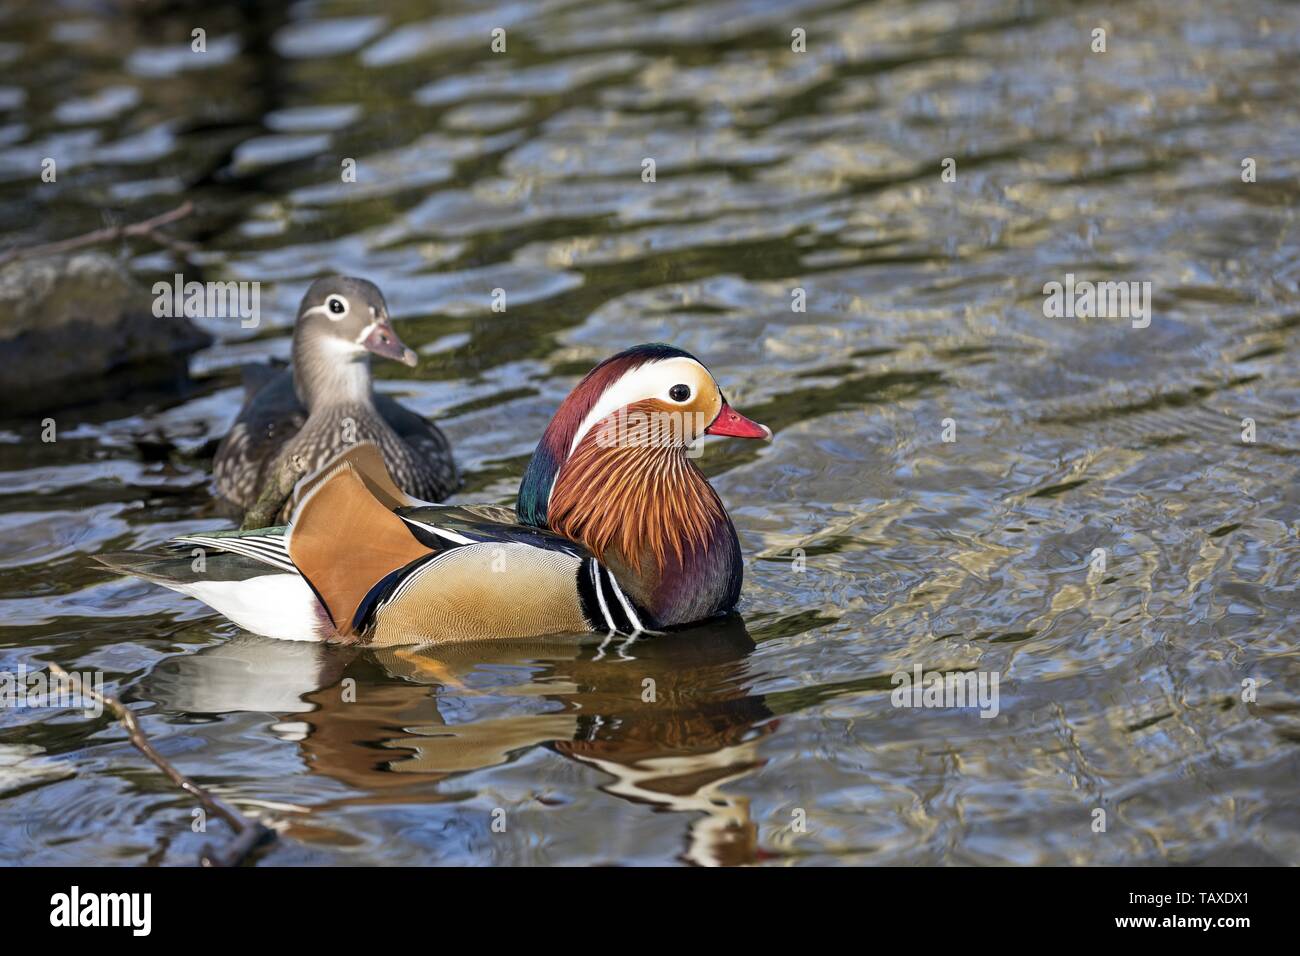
[213,367,457,510]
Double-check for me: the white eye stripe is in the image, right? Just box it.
[301,297,351,322]
[569,357,711,454]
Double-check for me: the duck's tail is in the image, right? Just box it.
[94,544,327,642]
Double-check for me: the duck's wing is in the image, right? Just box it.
[239,359,287,400]
[213,369,307,508]
[287,460,651,646]
[395,502,590,555]
[374,392,459,500]
[172,525,296,573]
[288,441,413,513]
[97,530,292,583]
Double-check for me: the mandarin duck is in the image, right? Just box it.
[98,344,771,644]
[212,276,457,524]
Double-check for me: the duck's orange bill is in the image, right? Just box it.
[706,402,772,440]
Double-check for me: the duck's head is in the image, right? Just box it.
[292,277,417,408]
[562,344,771,452]
[517,344,769,603]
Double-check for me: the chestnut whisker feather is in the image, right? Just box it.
[549,416,725,576]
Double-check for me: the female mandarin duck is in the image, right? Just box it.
[97,344,771,644]
[213,276,457,523]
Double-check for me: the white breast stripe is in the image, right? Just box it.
[589,559,616,631]
[604,572,644,636]
[399,517,474,545]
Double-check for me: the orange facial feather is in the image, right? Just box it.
[547,401,726,573]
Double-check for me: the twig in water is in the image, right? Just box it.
[0,201,197,266]
[47,662,276,867]
[241,453,309,530]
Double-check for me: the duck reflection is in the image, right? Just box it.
[141,617,773,866]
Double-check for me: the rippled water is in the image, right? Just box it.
[1,0,1298,866]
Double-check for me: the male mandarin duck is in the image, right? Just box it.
[97,344,771,644]
[213,276,457,523]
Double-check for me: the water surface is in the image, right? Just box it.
[0,0,1298,865]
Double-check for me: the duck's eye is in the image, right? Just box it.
[669,383,691,402]
[326,295,348,317]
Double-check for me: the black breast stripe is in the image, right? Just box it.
[577,559,612,631]
[576,559,656,635]
[597,564,635,633]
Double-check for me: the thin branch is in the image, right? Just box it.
[0,201,197,266]
[241,453,308,530]
[48,662,276,867]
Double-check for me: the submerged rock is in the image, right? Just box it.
[0,252,211,412]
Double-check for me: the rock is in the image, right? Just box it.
[0,252,211,411]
